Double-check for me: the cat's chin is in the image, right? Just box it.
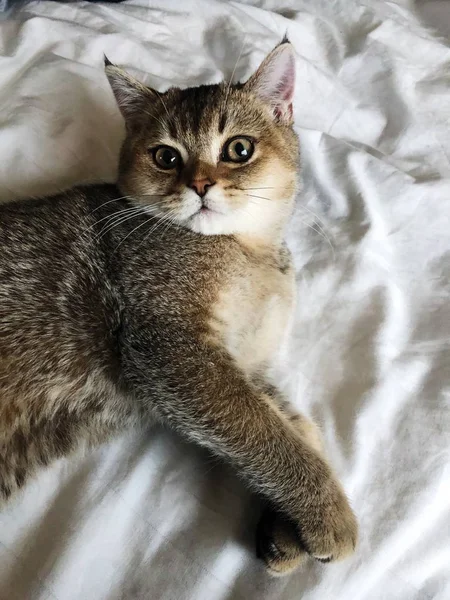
[186,210,234,236]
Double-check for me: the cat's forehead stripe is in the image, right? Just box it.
[218,112,227,134]
[170,85,225,137]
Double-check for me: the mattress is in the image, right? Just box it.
[0,1,449,599]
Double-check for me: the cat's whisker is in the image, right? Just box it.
[134,196,176,210]
[144,213,168,237]
[96,215,142,242]
[79,206,141,238]
[143,111,169,133]
[245,195,331,248]
[244,190,330,233]
[89,194,166,214]
[160,210,182,239]
[95,206,142,228]
[113,216,155,252]
[159,208,181,236]
[140,102,175,133]
[291,215,336,260]
[297,203,328,230]
[238,187,276,191]
[96,208,146,240]
[133,218,158,251]
[293,206,335,258]
[159,218,174,239]
[199,454,222,477]
[89,196,135,214]
[137,208,180,248]
[242,194,336,259]
[244,193,277,203]
[297,218,335,260]
[299,219,335,257]
[139,104,170,130]
[156,209,181,233]
[222,33,248,115]
[145,208,176,236]
[154,90,172,123]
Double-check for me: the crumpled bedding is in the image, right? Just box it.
[0,1,449,599]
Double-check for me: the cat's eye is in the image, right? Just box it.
[222,137,254,163]
[152,146,181,170]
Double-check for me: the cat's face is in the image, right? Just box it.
[106,42,299,239]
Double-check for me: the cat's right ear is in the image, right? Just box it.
[104,57,154,125]
[245,40,296,125]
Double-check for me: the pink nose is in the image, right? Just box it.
[189,178,213,198]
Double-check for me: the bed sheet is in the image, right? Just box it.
[0,1,449,599]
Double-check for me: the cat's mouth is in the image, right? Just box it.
[185,202,226,232]
[194,201,224,217]
[192,206,219,220]
[179,192,233,235]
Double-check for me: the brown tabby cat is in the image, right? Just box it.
[0,40,357,576]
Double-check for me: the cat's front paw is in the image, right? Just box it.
[256,509,307,576]
[256,483,357,576]
[295,477,358,563]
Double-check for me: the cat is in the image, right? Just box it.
[0,40,357,576]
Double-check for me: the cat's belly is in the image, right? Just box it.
[211,263,295,378]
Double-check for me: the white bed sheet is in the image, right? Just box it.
[0,1,449,599]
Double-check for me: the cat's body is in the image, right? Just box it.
[0,184,293,466]
[0,42,357,575]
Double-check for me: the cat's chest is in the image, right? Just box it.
[210,251,295,376]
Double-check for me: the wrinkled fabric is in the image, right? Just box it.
[0,0,127,17]
[0,1,449,599]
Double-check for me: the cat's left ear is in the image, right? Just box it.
[104,56,155,126]
[245,40,295,125]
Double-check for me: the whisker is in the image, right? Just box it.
[243,197,332,242]
[294,206,335,259]
[142,208,176,239]
[89,193,167,215]
[94,207,141,227]
[113,216,154,252]
[140,106,170,131]
[160,210,181,239]
[297,202,328,229]
[95,208,145,240]
[293,217,335,260]
[237,187,276,191]
[244,193,277,203]
[136,193,167,198]
[96,216,141,242]
[222,33,247,114]
[299,218,334,257]
[145,207,181,240]
[79,207,141,238]
[243,195,336,259]
[89,196,134,214]
[135,213,172,250]
[154,90,172,123]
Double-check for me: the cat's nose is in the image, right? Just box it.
[189,178,214,198]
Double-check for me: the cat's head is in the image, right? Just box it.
[106,41,299,239]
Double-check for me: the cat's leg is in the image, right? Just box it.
[256,407,328,576]
[253,379,324,454]
[0,386,137,502]
[251,379,327,575]
[123,325,358,569]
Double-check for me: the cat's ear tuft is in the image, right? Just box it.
[105,63,153,125]
[245,41,295,125]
